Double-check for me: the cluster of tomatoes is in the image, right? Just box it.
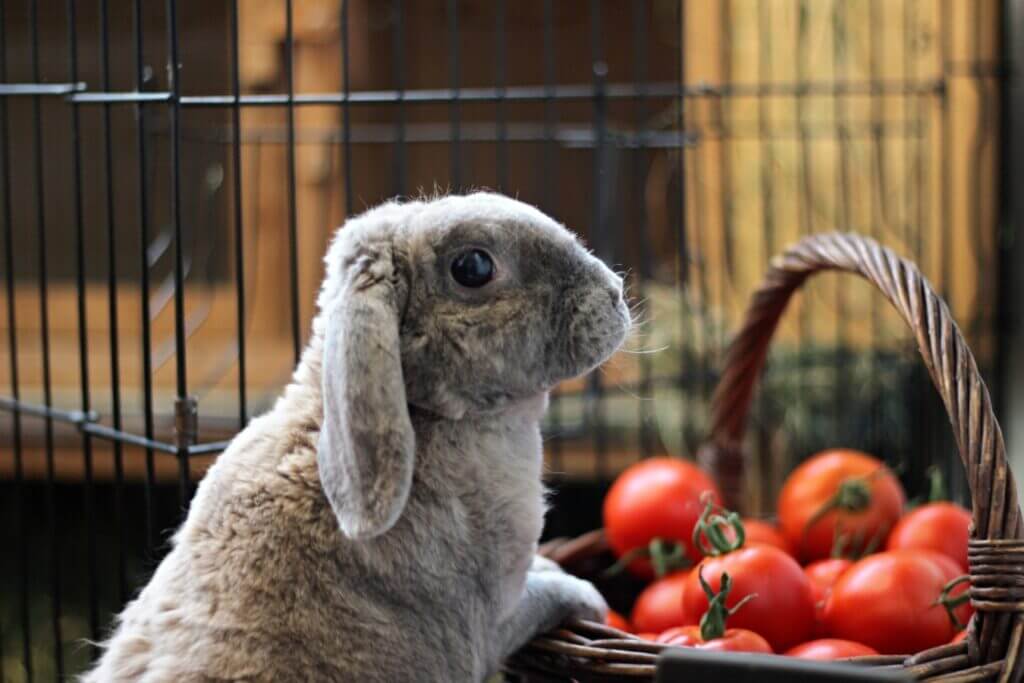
[600,449,973,659]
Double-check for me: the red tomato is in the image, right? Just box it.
[714,518,792,556]
[785,639,879,660]
[952,630,968,644]
[742,519,793,554]
[657,624,773,654]
[922,551,974,628]
[635,632,659,641]
[682,546,816,652]
[778,449,905,562]
[805,559,854,605]
[886,502,972,572]
[605,610,631,632]
[631,571,692,634]
[604,458,721,579]
[823,550,966,654]
[804,558,853,637]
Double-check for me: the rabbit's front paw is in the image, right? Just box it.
[531,571,608,628]
[529,555,562,574]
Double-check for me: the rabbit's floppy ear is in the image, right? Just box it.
[317,245,414,540]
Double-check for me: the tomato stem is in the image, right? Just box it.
[650,538,686,579]
[692,494,746,557]
[602,538,689,579]
[697,568,756,642]
[803,469,884,556]
[927,466,947,503]
[936,574,972,631]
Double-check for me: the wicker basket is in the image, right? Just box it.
[508,233,1024,682]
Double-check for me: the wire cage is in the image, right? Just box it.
[0,0,1011,679]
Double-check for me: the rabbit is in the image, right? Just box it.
[82,192,631,682]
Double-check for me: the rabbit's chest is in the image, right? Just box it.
[456,417,546,614]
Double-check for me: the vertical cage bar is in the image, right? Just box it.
[632,0,654,458]
[284,0,301,364]
[589,0,608,476]
[940,0,952,300]
[937,0,954,491]
[0,0,32,674]
[165,0,192,506]
[968,1,990,340]
[392,0,406,196]
[911,0,926,263]
[756,0,775,507]
[99,0,128,605]
[66,0,101,648]
[693,110,710,422]
[230,0,247,428]
[27,0,63,672]
[447,0,461,189]
[495,0,507,192]
[133,0,158,553]
[796,0,812,462]
[718,0,734,360]
[341,0,353,215]
[832,0,852,442]
[867,0,883,457]
[676,0,691,459]
[965,0,989,503]
[541,0,562,471]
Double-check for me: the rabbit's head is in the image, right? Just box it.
[315,192,630,539]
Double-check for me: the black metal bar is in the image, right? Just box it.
[82,423,178,455]
[284,0,301,365]
[0,82,85,95]
[833,0,852,443]
[541,0,562,473]
[230,0,247,429]
[0,0,32,674]
[756,0,775,506]
[495,0,507,192]
[0,396,98,423]
[692,15,711,457]
[867,0,883,458]
[968,0,992,346]
[27,0,63,672]
[98,0,128,606]
[167,120,708,147]
[133,0,158,552]
[997,0,1024,448]
[0,395,181,454]
[188,440,234,456]
[392,0,406,195]
[589,0,607,476]
[447,0,461,188]
[796,0,812,470]
[69,91,171,103]
[632,0,654,458]
[166,0,191,507]
[341,0,353,215]
[57,79,947,107]
[66,0,101,646]
[940,0,952,299]
[676,0,691,459]
[718,0,734,362]
[966,0,992,504]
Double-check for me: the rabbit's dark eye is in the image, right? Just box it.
[451,249,495,288]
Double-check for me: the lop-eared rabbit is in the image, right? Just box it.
[84,193,631,682]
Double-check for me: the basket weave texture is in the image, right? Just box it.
[508,233,1024,683]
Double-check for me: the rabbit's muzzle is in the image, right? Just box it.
[561,259,631,379]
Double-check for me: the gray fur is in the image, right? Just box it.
[82,192,630,682]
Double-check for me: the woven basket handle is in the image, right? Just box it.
[697,233,1021,547]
